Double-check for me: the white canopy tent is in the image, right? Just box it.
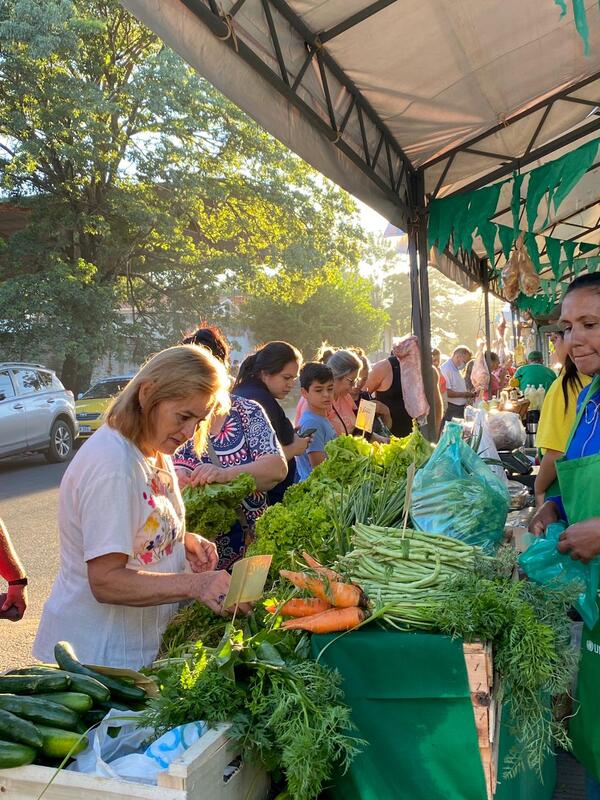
[120,0,600,426]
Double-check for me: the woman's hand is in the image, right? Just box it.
[174,467,192,488]
[557,518,600,563]
[1,584,27,621]
[189,463,230,487]
[529,501,560,536]
[289,434,311,458]
[192,570,252,615]
[185,532,218,572]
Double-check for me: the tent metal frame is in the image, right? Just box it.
[179,0,414,218]
[144,0,600,435]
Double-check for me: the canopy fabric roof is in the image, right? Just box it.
[123,0,600,231]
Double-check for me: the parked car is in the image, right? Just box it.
[75,375,133,440]
[0,362,79,462]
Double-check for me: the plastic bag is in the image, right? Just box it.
[471,342,490,395]
[463,407,507,484]
[70,709,207,784]
[486,411,526,451]
[502,255,520,301]
[519,522,600,629]
[393,334,430,420]
[410,422,510,552]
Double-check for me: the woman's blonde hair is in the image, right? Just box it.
[106,345,230,454]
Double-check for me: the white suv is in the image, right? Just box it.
[0,362,79,462]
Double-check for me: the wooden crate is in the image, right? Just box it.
[463,641,501,800]
[0,723,270,800]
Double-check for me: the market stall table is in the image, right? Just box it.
[312,628,556,800]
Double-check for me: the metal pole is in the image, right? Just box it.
[408,222,422,341]
[415,170,435,440]
[481,260,491,351]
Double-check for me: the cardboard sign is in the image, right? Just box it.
[224,555,273,609]
[355,398,377,433]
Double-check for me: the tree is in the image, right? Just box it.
[0,0,370,391]
[381,265,500,355]
[244,266,388,357]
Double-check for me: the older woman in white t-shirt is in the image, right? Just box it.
[34,345,245,670]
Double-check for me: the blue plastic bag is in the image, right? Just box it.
[410,423,509,553]
[519,522,600,629]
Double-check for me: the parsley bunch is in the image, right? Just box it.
[144,624,363,800]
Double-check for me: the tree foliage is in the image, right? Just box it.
[381,266,499,355]
[0,0,373,390]
[244,266,388,358]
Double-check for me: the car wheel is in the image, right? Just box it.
[45,419,73,463]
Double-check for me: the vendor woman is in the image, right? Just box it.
[529,273,600,799]
[33,345,246,670]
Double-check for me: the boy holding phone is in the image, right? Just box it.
[296,363,337,481]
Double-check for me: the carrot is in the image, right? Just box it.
[301,552,344,582]
[279,570,367,609]
[281,606,369,633]
[278,598,332,618]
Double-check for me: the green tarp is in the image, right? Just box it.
[311,629,556,800]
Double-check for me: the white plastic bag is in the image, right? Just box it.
[70,709,207,784]
[470,409,507,484]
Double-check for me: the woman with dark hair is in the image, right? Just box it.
[534,330,591,506]
[173,328,287,570]
[528,273,600,798]
[233,341,309,504]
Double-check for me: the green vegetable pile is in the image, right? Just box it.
[144,621,362,800]
[182,473,256,538]
[339,529,578,779]
[247,427,432,575]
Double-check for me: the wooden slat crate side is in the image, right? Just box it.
[0,764,183,800]
[0,723,269,800]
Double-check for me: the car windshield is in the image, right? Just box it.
[81,380,129,399]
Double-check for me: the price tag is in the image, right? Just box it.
[223,555,273,609]
[355,398,377,433]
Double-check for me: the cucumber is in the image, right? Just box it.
[54,642,145,702]
[36,724,88,759]
[83,709,107,726]
[0,674,70,695]
[0,694,79,731]
[0,739,37,768]
[0,709,43,749]
[7,668,110,704]
[96,698,135,712]
[36,692,93,714]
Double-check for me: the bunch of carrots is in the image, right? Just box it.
[266,553,370,633]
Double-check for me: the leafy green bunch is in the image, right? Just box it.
[249,428,431,576]
[182,473,256,538]
[434,561,578,778]
[372,425,433,480]
[144,622,363,800]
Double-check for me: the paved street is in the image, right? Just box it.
[0,452,71,672]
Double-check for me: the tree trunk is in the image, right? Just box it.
[60,354,92,396]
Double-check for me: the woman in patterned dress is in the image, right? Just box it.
[174,328,287,569]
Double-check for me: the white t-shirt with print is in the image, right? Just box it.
[33,425,186,670]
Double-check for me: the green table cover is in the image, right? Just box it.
[311,629,555,800]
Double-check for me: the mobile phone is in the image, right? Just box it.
[298,427,317,438]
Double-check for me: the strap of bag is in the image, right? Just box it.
[205,440,254,541]
[564,374,600,453]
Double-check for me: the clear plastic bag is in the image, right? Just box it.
[410,423,510,553]
[486,411,526,451]
[519,522,600,629]
[70,709,208,784]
